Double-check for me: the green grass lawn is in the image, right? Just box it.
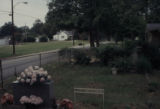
[43,63,160,109]
[1,63,160,109]
[0,40,88,58]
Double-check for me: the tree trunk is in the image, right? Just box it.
[95,30,100,47]
[89,30,95,47]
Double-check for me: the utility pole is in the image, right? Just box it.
[11,0,15,55]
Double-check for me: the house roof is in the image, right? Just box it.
[147,23,160,32]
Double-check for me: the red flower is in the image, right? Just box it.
[60,99,73,109]
[0,93,14,105]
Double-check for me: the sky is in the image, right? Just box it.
[0,0,49,28]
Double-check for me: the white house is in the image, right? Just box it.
[53,30,73,41]
[0,37,10,46]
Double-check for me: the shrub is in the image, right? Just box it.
[97,46,124,65]
[123,40,138,56]
[72,50,91,65]
[138,42,160,69]
[136,57,152,74]
[23,36,35,42]
[40,36,48,42]
[111,58,133,73]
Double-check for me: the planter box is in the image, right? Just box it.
[12,81,54,108]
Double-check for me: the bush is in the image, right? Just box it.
[72,50,91,65]
[23,36,35,42]
[136,57,152,74]
[111,58,133,73]
[138,42,160,69]
[97,46,124,65]
[40,36,48,42]
[123,40,138,56]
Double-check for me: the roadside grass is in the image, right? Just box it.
[0,40,88,58]
[44,63,160,109]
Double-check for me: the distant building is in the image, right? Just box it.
[0,36,10,46]
[53,30,73,41]
[146,23,160,47]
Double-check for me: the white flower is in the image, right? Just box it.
[28,66,33,72]
[24,69,29,73]
[40,77,45,82]
[20,96,30,104]
[32,78,37,82]
[43,71,48,76]
[32,73,37,78]
[30,95,43,105]
[47,75,51,80]
[20,79,25,83]
[38,71,43,76]
[26,72,32,77]
[34,66,39,70]
[17,77,21,81]
[39,68,44,71]
[26,78,31,83]
[21,72,26,78]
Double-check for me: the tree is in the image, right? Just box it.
[0,22,12,38]
[30,19,44,36]
[46,0,147,46]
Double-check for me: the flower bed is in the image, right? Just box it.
[16,66,52,85]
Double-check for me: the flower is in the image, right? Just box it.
[19,95,43,105]
[26,79,31,83]
[17,77,21,81]
[20,96,30,104]
[21,72,26,78]
[17,66,52,85]
[34,66,39,70]
[43,71,48,76]
[39,68,44,71]
[47,75,51,80]
[40,77,45,82]
[26,72,32,77]
[24,69,29,73]
[31,73,37,79]
[0,93,13,105]
[20,79,25,83]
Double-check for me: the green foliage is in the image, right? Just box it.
[123,40,138,56]
[97,46,124,65]
[148,82,159,92]
[40,36,48,42]
[138,41,160,69]
[23,36,36,42]
[111,58,133,74]
[73,50,91,65]
[136,57,152,74]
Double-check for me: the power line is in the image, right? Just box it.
[0,10,41,19]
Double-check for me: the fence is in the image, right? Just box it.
[0,50,59,88]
